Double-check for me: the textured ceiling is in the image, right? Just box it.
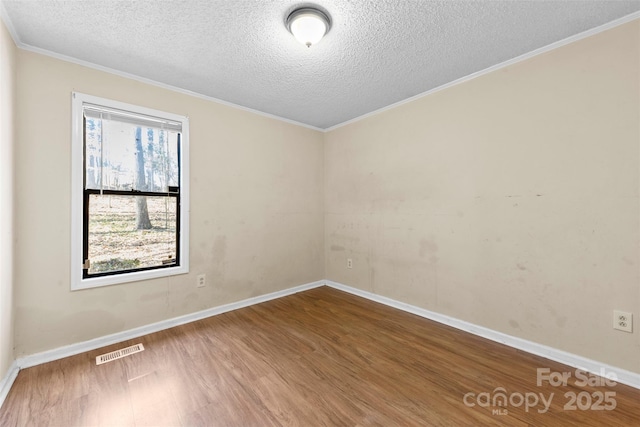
[2,1,639,129]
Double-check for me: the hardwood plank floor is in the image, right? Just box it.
[1,286,639,426]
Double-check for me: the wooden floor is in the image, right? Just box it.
[1,287,639,426]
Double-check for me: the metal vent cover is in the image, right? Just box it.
[96,343,145,365]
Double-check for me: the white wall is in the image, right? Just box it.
[13,50,324,356]
[0,18,16,379]
[325,20,640,373]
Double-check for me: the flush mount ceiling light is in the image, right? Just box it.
[286,7,331,48]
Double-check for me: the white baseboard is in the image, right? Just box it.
[0,360,19,409]
[325,280,640,390]
[17,280,325,369]
[7,278,639,401]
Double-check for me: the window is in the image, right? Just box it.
[71,93,189,290]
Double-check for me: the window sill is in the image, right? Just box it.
[71,264,189,291]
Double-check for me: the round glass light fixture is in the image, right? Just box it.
[286,7,331,47]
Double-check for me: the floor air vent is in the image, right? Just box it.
[96,343,145,365]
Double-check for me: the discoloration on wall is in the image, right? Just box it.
[325,21,640,374]
[419,238,438,258]
[212,236,227,261]
[13,50,324,357]
[139,292,166,303]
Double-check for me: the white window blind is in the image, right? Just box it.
[83,103,183,132]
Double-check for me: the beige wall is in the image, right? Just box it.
[325,21,640,373]
[8,17,640,377]
[0,19,16,379]
[14,51,324,356]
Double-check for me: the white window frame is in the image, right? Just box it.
[71,92,190,290]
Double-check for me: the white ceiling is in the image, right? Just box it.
[2,1,639,130]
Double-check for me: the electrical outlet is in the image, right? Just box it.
[197,274,206,288]
[347,258,353,269]
[613,310,632,333]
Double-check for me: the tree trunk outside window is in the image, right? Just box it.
[135,126,152,230]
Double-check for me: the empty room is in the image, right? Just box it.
[1,0,639,426]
